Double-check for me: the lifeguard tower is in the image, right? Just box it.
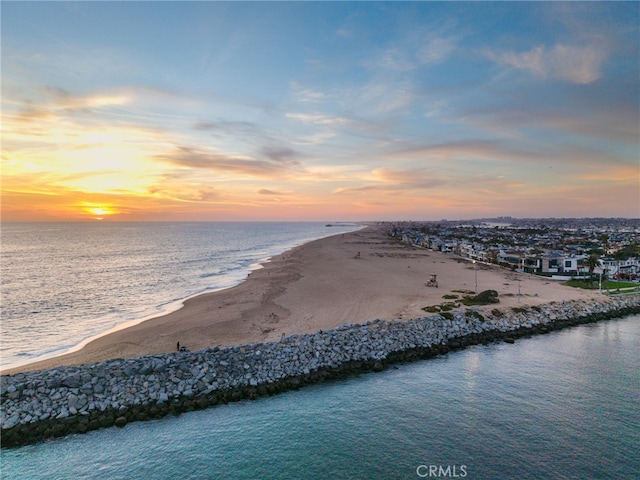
[426,274,438,288]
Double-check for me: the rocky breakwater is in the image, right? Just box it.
[2,294,639,447]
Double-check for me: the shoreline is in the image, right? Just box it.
[2,295,639,447]
[1,225,364,374]
[3,258,278,372]
[2,224,601,375]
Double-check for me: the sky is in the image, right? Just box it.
[1,1,638,222]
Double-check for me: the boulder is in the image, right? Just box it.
[114,416,128,428]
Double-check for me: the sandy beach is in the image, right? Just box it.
[4,225,599,374]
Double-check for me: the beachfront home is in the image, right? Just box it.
[562,255,589,276]
[603,257,640,279]
[497,251,523,270]
[527,253,592,276]
[541,253,564,274]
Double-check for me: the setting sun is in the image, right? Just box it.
[83,204,118,219]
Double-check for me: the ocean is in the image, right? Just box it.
[2,315,638,479]
[0,222,361,370]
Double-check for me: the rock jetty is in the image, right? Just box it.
[2,295,639,447]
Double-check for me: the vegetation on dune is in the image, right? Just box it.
[465,309,485,321]
[461,290,500,306]
[422,302,458,313]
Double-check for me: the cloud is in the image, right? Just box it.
[370,167,437,185]
[8,85,132,124]
[462,99,638,145]
[155,145,302,179]
[258,188,291,196]
[333,167,448,195]
[290,81,327,103]
[286,112,349,126]
[284,112,351,145]
[367,47,415,72]
[261,146,298,162]
[299,129,338,146]
[41,86,132,110]
[176,187,220,203]
[484,43,607,84]
[192,120,258,134]
[394,140,538,163]
[341,79,417,118]
[417,37,456,65]
[145,175,225,204]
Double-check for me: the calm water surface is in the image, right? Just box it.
[2,315,638,480]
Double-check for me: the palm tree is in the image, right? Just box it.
[586,255,600,286]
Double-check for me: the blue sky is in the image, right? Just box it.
[2,1,638,221]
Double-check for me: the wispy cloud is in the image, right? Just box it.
[261,146,298,162]
[290,81,327,103]
[192,120,258,133]
[417,37,457,66]
[333,167,448,195]
[394,140,538,163]
[366,47,415,72]
[286,112,349,126]
[461,98,639,145]
[484,43,607,84]
[355,80,417,115]
[155,145,303,180]
[258,188,291,196]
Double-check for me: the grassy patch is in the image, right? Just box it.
[512,307,528,314]
[440,302,458,311]
[461,290,499,306]
[440,312,454,321]
[422,301,461,314]
[465,309,485,321]
[565,279,637,290]
[452,289,475,295]
[442,294,459,299]
[491,308,504,317]
[422,306,440,313]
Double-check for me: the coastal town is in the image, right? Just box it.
[388,217,640,286]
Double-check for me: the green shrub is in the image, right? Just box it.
[491,308,504,317]
[465,309,485,321]
[453,289,475,295]
[440,312,454,321]
[461,290,499,306]
[442,294,459,299]
[423,306,440,313]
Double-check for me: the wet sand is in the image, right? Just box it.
[3,225,597,374]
